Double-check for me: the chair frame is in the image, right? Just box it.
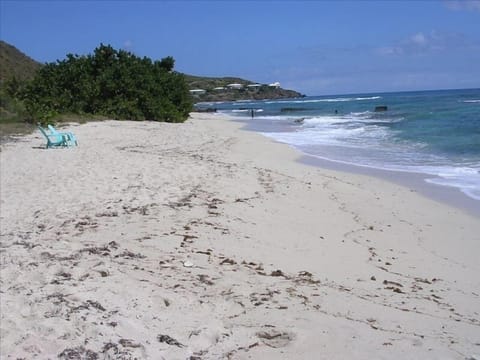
[38,125,69,148]
[47,124,78,146]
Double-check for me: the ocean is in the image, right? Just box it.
[196,88,480,203]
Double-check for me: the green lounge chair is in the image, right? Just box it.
[48,124,78,146]
[37,125,69,148]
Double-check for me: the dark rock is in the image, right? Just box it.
[281,107,309,112]
[194,107,217,113]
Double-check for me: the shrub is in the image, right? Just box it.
[20,44,192,122]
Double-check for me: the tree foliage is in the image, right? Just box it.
[19,44,192,122]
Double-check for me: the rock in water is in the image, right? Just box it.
[375,105,388,112]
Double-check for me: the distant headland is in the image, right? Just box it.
[184,74,304,102]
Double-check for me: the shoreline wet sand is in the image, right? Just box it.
[1,113,479,359]
[298,155,480,218]
[236,116,480,217]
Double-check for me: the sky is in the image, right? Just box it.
[1,0,479,96]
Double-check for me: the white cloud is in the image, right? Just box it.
[377,31,471,56]
[444,0,480,12]
[411,32,427,46]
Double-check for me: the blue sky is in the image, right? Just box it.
[1,0,479,95]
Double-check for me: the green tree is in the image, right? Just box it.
[20,44,192,123]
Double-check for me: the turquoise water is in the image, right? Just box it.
[197,89,480,201]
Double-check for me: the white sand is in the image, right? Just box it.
[1,113,479,359]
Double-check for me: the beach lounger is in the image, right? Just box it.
[48,124,78,146]
[38,125,70,148]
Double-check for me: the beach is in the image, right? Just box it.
[1,112,479,359]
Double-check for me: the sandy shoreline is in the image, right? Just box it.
[298,154,480,218]
[237,117,480,217]
[1,113,479,359]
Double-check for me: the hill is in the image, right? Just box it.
[184,74,303,102]
[0,41,42,85]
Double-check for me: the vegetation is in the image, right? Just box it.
[0,40,303,127]
[22,44,192,123]
[0,41,42,123]
[184,75,250,90]
[1,42,192,124]
[0,40,42,84]
[184,74,303,102]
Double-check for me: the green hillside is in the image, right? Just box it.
[184,74,303,102]
[0,41,43,126]
[184,74,250,89]
[0,40,42,85]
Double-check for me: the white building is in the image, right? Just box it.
[189,89,206,95]
[227,83,244,89]
[268,82,281,88]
